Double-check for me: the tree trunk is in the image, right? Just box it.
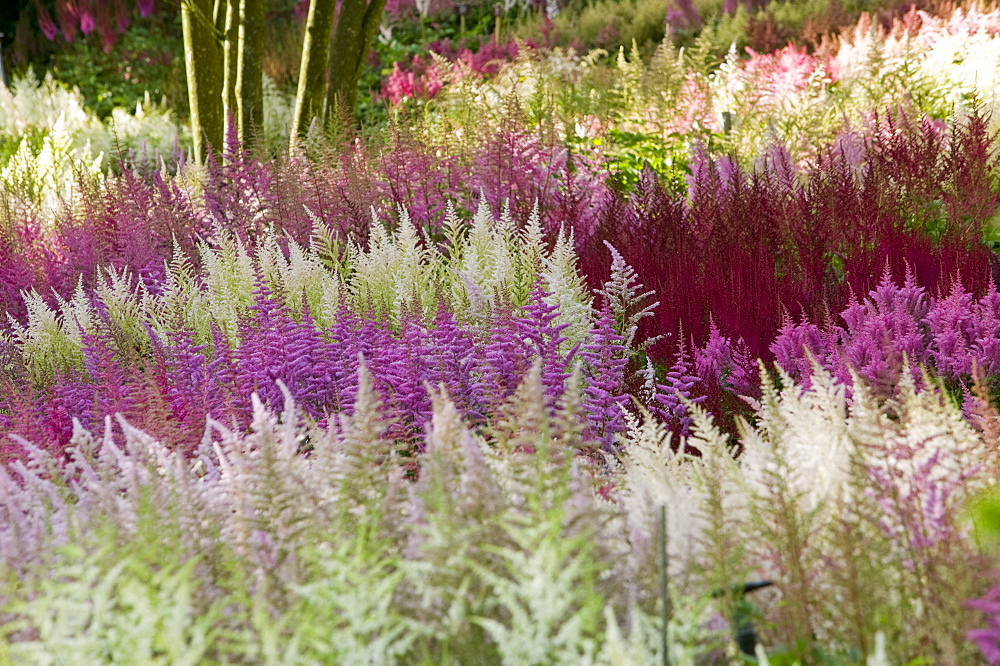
[236,0,265,143]
[221,0,238,138]
[325,0,387,126]
[181,0,224,164]
[291,0,337,142]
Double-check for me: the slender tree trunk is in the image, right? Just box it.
[291,0,337,142]
[325,0,387,126]
[236,0,265,142]
[221,0,238,138]
[181,0,224,164]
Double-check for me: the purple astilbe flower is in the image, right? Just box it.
[654,335,706,437]
[696,318,757,397]
[235,279,312,411]
[969,581,1000,664]
[78,318,133,423]
[319,306,363,414]
[146,323,210,441]
[205,322,242,421]
[47,371,95,449]
[665,0,702,31]
[515,283,578,401]
[423,305,485,422]
[376,312,435,442]
[580,303,630,451]
[476,306,530,412]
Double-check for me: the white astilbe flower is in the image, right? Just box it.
[199,231,257,343]
[543,225,595,353]
[739,360,851,514]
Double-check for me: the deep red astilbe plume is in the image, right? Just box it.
[576,110,995,367]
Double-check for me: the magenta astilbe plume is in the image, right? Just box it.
[834,273,930,392]
[925,281,1000,380]
[138,0,156,17]
[202,123,279,241]
[78,0,96,34]
[36,1,59,40]
[769,318,831,388]
[55,1,78,41]
[376,127,461,231]
[926,282,980,379]
[577,108,994,369]
[580,303,630,450]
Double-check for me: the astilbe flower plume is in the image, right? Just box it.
[695,318,757,397]
[654,335,706,437]
[762,270,1000,403]
[579,302,630,451]
[234,279,338,418]
[515,283,578,402]
[577,108,995,366]
[969,582,1000,664]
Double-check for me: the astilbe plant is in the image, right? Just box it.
[763,271,1000,405]
[0,203,652,459]
[579,302,630,452]
[0,358,722,663]
[617,360,994,662]
[579,105,996,367]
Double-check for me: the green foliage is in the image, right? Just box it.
[48,20,186,120]
[601,128,690,193]
[516,0,667,57]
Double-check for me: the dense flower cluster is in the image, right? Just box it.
[3,2,1000,662]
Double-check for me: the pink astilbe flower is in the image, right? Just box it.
[55,0,78,41]
[832,270,929,393]
[78,0,95,35]
[36,1,59,40]
[743,43,835,100]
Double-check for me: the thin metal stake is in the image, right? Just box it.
[659,504,672,666]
